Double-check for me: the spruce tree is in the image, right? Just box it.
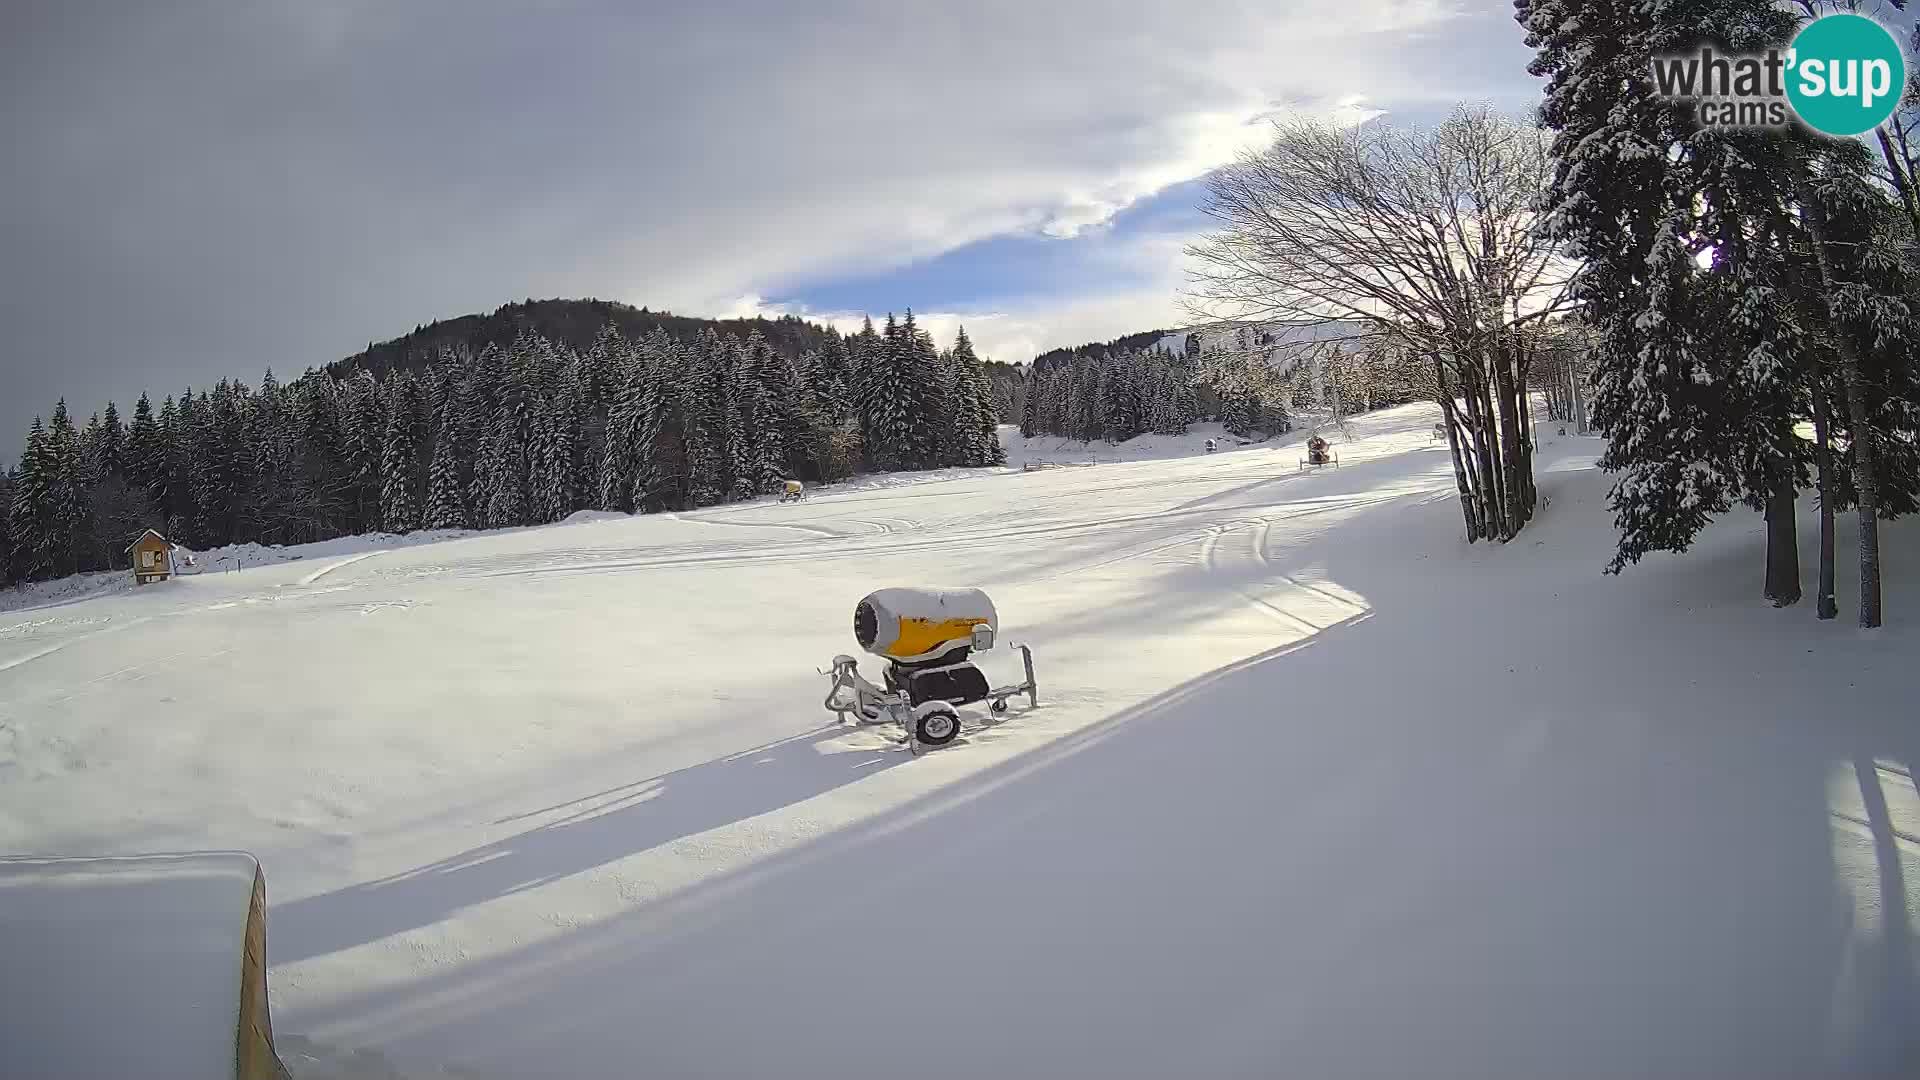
[861,315,913,470]
[1019,362,1042,438]
[424,429,469,530]
[126,392,162,501]
[0,468,14,588]
[9,420,54,581]
[899,311,945,468]
[948,327,1001,465]
[380,372,427,533]
[44,401,84,577]
[680,333,726,507]
[599,365,643,513]
[1522,0,1916,622]
[477,405,529,528]
[529,388,580,523]
[732,333,786,496]
[627,340,676,510]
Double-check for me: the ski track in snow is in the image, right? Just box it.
[299,551,386,586]
[0,643,69,674]
[3,402,1918,1080]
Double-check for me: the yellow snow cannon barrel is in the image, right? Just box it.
[854,587,998,663]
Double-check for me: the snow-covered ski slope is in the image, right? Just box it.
[2,401,1916,1079]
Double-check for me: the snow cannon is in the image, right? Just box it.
[854,587,997,663]
[822,587,1038,752]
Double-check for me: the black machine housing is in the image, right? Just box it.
[883,647,992,707]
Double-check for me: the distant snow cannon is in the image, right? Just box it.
[823,587,1037,751]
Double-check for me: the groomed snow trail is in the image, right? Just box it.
[2,403,1915,1078]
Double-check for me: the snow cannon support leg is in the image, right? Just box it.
[985,643,1039,716]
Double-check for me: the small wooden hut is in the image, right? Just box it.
[128,529,173,584]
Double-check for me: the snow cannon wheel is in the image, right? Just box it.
[914,704,961,746]
[990,697,1009,716]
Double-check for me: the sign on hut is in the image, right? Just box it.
[128,529,173,584]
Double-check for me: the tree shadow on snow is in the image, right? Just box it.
[272,725,904,965]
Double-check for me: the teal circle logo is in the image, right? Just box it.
[1787,14,1905,136]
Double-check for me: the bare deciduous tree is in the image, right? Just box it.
[1185,105,1574,541]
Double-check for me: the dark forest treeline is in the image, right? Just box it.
[1,311,1002,585]
[1013,337,1433,444]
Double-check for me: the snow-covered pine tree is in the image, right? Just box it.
[465,343,506,446]
[251,370,290,480]
[1524,0,1740,573]
[750,331,822,484]
[680,332,726,507]
[340,372,385,534]
[806,331,853,425]
[563,356,597,512]
[125,392,162,501]
[380,372,427,533]
[157,394,192,541]
[529,381,581,523]
[8,419,54,581]
[1518,0,1903,614]
[1794,146,1920,625]
[293,376,356,540]
[901,313,948,469]
[477,403,529,528]
[1018,361,1042,438]
[204,381,256,545]
[1069,353,1098,442]
[598,360,643,513]
[44,401,85,577]
[860,314,914,471]
[0,468,14,588]
[626,339,677,510]
[948,327,1002,465]
[79,413,104,484]
[848,316,882,433]
[423,423,469,530]
[583,323,626,407]
[734,332,788,495]
[932,346,967,466]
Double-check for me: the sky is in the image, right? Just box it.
[0,0,1543,450]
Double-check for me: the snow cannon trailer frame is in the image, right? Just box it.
[821,588,1038,753]
[1299,435,1339,472]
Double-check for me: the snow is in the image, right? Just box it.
[0,852,261,1080]
[1,401,1915,1078]
[1000,420,1281,469]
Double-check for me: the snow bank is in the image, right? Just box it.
[0,852,283,1080]
[181,529,488,576]
[0,567,134,615]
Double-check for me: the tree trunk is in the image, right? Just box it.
[1875,128,1920,239]
[1569,362,1589,435]
[1800,177,1885,628]
[1463,368,1505,540]
[1764,464,1801,607]
[1812,380,1839,621]
[1435,358,1484,542]
[1481,351,1520,539]
[1499,339,1535,527]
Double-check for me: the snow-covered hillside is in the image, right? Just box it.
[1,401,1914,1078]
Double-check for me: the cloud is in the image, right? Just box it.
[729,286,1189,367]
[725,221,1200,365]
[0,0,1530,440]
